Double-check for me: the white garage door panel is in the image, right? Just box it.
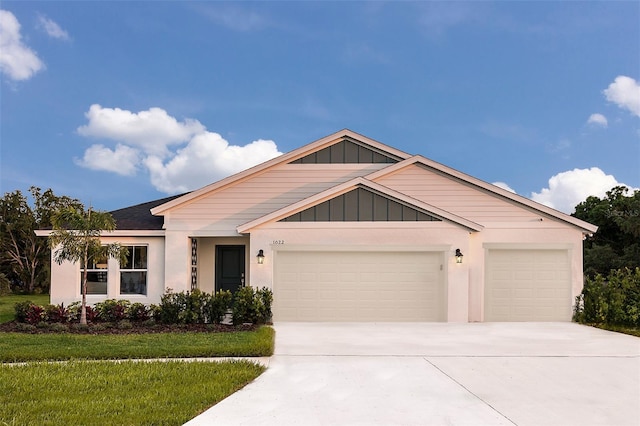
[274,251,444,322]
[485,249,571,322]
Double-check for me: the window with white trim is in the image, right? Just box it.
[82,257,108,295]
[120,246,148,295]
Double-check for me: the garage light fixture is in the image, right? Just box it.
[455,249,463,264]
[257,249,265,264]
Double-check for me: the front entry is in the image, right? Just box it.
[215,245,245,293]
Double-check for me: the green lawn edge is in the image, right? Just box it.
[1,359,265,426]
[592,323,640,337]
[0,326,275,362]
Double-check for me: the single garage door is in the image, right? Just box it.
[273,251,444,322]
[485,249,571,321]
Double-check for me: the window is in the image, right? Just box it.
[120,246,148,295]
[82,257,108,295]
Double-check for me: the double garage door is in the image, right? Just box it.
[272,248,572,322]
[485,249,572,321]
[273,251,444,322]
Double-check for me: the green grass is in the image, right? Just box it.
[0,294,50,323]
[0,359,265,426]
[593,324,640,337]
[0,296,274,424]
[0,326,275,362]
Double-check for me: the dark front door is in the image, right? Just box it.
[215,245,245,293]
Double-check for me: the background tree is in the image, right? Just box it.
[0,187,81,293]
[49,205,127,324]
[572,186,640,277]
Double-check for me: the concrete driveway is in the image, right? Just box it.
[185,323,640,426]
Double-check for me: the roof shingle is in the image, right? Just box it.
[110,193,187,230]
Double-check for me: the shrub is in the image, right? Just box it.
[127,303,150,322]
[48,322,70,332]
[95,299,130,323]
[158,291,184,324]
[14,323,36,332]
[45,304,69,323]
[232,286,272,325]
[142,318,156,327]
[90,323,108,332]
[154,287,272,325]
[116,320,133,330]
[25,304,45,325]
[14,300,34,323]
[232,286,257,325]
[70,323,89,332]
[205,290,233,324]
[148,304,162,321]
[68,302,98,323]
[158,289,209,324]
[181,289,207,324]
[574,267,640,326]
[256,287,273,324]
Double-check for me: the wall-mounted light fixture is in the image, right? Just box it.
[455,249,463,264]
[257,249,265,264]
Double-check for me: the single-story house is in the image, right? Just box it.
[43,129,598,322]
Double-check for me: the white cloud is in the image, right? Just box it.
[144,134,281,193]
[198,5,269,32]
[492,182,516,193]
[76,105,283,193]
[587,113,608,127]
[531,167,637,214]
[603,75,640,117]
[77,104,206,157]
[0,10,45,81]
[37,15,70,40]
[74,144,140,176]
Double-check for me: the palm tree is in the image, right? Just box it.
[49,206,127,324]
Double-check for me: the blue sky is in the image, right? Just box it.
[1,1,639,214]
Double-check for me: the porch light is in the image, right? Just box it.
[455,249,463,264]
[257,249,265,264]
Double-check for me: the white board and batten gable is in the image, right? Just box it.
[49,129,597,323]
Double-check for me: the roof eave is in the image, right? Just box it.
[366,155,599,234]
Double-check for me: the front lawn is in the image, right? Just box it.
[0,294,49,323]
[0,326,275,362]
[593,324,640,337]
[0,360,265,426]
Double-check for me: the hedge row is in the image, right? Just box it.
[574,267,640,326]
[14,287,273,326]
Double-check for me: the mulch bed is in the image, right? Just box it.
[0,321,258,335]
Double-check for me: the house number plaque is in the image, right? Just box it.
[272,240,285,245]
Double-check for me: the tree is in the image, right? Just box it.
[572,186,640,277]
[0,187,81,293]
[49,205,127,324]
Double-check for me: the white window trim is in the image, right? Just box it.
[119,245,149,297]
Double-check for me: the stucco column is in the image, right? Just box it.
[447,255,470,322]
[164,231,191,293]
[248,234,274,290]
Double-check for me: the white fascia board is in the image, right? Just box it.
[367,155,599,234]
[34,230,165,237]
[150,129,412,216]
[237,177,483,233]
